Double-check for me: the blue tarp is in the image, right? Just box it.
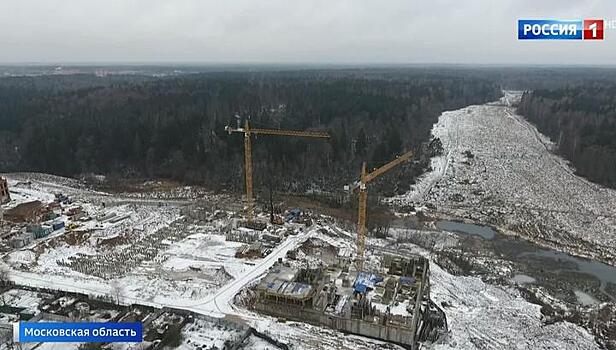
[353,272,383,294]
[400,276,415,286]
[354,283,367,294]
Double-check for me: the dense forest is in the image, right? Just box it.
[0,70,501,196]
[518,86,616,188]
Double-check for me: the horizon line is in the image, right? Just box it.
[2,61,616,68]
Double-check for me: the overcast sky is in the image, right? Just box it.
[1,0,615,65]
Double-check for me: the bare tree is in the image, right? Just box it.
[109,280,124,305]
[0,265,11,289]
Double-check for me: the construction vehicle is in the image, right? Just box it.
[52,220,65,231]
[272,215,284,225]
[285,208,301,223]
[225,117,329,223]
[350,150,414,271]
[54,193,72,205]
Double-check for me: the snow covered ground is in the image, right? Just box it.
[0,288,49,315]
[0,158,606,349]
[429,262,599,350]
[0,173,317,321]
[176,317,245,350]
[390,91,616,266]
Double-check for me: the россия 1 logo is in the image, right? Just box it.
[583,19,604,40]
[518,19,604,40]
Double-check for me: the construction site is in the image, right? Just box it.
[1,105,610,349]
[251,241,446,348]
[224,118,447,348]
[0,116,451,349]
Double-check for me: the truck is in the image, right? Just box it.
[33,225,53,238]
[284,208,301,223]
[52,221,65,231]
[10,233,34,248]
[43,212,59,221]
[54,193,72,205]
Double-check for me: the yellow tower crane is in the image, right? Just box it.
[225,119,330,222]
[352,150,414,271]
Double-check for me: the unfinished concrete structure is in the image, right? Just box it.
[253,240,447,349]
[0,177,9,204]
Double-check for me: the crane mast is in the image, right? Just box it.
[355,150,413,271]
[243,120,255,221]
[226,119,330,222]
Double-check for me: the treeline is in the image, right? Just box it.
[456,66,616,90]
[0,70,500,195]
[518,86,616,188]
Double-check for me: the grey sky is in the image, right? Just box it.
[1,0,615,64]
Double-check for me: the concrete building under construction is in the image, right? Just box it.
[0,177,9,204]
[252,239,447,349]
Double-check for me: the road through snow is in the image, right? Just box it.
[5,228,313,319]
[188,230,312,315]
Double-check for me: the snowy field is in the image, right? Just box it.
[0,173,296,313]
[429,262,598,350]
[176,317,245,350]
[390,91,616,266]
